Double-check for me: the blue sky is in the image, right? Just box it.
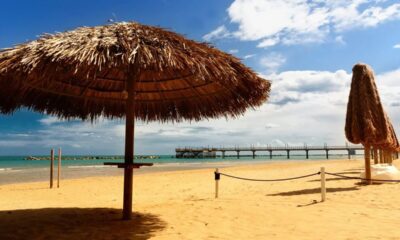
[1,0,400,155]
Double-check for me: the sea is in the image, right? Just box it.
[0,154,362,185]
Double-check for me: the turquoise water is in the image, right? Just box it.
[0,154,359,170]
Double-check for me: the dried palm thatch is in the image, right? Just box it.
[345,63,399,183]
[0,22,270,121]
[345,63,398,150]
[0,22,270,220]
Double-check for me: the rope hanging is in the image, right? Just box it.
[325,172,400,183]
[215,171,320,182]
[215,171,400,183]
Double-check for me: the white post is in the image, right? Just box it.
[321,167,326,202]
[215,168,219,198]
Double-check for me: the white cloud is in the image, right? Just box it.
[335,35,346,45]
[332,1,400,30]
[243,54,256,59]
[394,43,400,48]
[228,49,239,54]
[376,68,400,86]
[265,123,279,129]
[374,68,400,110]
[266,69,351,105]
[257,37,280,48]
[202,25,231,41]
[270,70,350,93]
[0,140,29,147]
[259,52,286,73]
[204,0,400,46]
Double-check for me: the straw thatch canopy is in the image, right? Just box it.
[0,22,270,121]
[0,21,270,220]
[345,63,398,151]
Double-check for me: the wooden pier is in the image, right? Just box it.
[175,144,364,159]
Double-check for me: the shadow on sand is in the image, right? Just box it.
[266,187,360,196]
[329,171,362,175]
[0,208,166,240]
[307,177,357,183]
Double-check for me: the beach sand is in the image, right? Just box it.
[1,159,400,240]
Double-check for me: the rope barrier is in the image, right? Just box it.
[215,171,320,182]
[325,172,400,183]
[213,168,400,200]
[215,171,400,183]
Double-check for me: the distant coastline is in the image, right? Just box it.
[24,155,160,161]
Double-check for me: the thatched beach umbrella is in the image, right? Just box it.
[345,63,398,183]
[0,22,270,219]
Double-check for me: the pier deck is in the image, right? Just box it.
[175,144,364,159]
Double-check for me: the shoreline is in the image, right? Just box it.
[0,158,362,186]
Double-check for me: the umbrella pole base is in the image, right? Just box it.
[364,146,372,185]
[122,167,133,220]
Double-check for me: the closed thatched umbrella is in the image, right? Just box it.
[0,22,270,219]
[345,63,398,183]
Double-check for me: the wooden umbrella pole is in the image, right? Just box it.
[384,150,388,164]
[122,63,138,220]
[57,147,61,188]
[387,151,390,164]
[379,149,383,164]
[364,145,372,185]
[123,101,134,220]
[373,148,378,164]
[50,149,54,188]
[382,150,385,164]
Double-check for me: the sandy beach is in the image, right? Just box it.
[1,159,400,240]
